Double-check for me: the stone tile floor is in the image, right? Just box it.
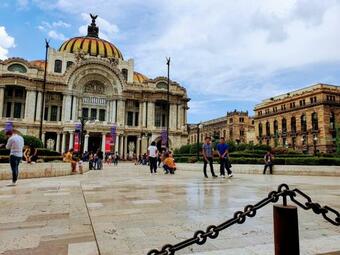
[0,163,339,255]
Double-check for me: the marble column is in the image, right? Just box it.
[112,100,117,124]
[41,132,46,147]
[69,131,74,150]
[24,90,36,122]
[119,136,124,158]
[142,102,147,127]
[115,134,119,153]
[136,138,141,158]
[101,133,106,153]
[169,104,176,130]
[62,95,72,121]
[84,134,89,153]
[138,102,143,127]
[106,101,111,122]
[56,133,61,152]
[61,132,66,153]
[72,97,78,121]
[0,87,4,118]
[147,101,155,129]
[35,92,43,121]
[124,135,128,159]
[117,100,125,127]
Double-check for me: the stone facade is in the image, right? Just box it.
[188,111,255,144]
[0,17,189,158]
[254,83,340,153]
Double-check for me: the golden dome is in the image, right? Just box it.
[58,14,123,60]
[133,72,148,83]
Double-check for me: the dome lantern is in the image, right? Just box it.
[87,13,99,38]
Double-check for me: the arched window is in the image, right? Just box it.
[66,61,74,68]
[8,64,27,73]
[330,112,335,130]
[274,120,278,136]
[301,114,307,132]
[282,118,287,133]
[122,68,128,81]
[266,121,270,136]
[54,60,62,73]
[311,112,318,130]
[258,123,263,137]
[291,117,296,133]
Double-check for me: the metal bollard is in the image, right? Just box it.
[273,205,300,255]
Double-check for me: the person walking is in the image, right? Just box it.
[202,137,217,178]
[147,141,158,174]
[263,150,274,174]
[216,137,233,178]
[97,149,104,170]
[3,131,24,186]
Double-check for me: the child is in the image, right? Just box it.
[163,152,176,174]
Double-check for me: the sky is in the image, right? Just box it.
[1,0,340,123]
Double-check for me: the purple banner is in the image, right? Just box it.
[161,129,168,146]
[5,122,13,132]
[75,123,82,131]
[111,126,116,143]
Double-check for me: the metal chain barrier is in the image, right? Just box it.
[147,183,340,255]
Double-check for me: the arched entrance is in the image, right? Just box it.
[88,132,101,153]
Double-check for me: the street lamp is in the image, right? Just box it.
[196,123,203,161]
[313,136,318,156]
[285,140,288,149]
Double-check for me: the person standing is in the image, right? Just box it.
[263,150,274,174]
[4,131,24,186]
[147,141,158,174]
[202,137,217,178]
[216,137,233,178]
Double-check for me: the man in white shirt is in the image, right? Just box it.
[147,141,158,174]
[5,131,24,185]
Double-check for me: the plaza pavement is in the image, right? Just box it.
[0,163,339,255]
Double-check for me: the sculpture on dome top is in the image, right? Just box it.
[87,13,99,38]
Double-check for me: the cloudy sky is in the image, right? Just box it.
[1,0,340,123]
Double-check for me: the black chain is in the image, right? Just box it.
[147,183,340,255]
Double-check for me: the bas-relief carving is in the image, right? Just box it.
[84,81,105,94]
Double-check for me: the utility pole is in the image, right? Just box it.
[39,39,49,143]
[166,57,170,150]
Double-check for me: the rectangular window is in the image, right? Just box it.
[99,109,105,121]
[91,108,97,120]
[82,108,89,119]
[6,102,11,117]
[134,112,139,126]
[59,106,62,121]
[155,113,161,127]
[127,111,133,126]
[50,106,58,121]
[44,106,48,121]
[14,103,22,118]
[15,88,24,98]
[162,114,166,127]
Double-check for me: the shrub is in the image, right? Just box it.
[0,131,6,145]
[22,135,43,148]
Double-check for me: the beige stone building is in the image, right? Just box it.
[188,111,255,144]
[254,83,340,153]
[0,16,189,158]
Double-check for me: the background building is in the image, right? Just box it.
[254,83,340,153]
[0,15,189,158]
[188,110,255,144]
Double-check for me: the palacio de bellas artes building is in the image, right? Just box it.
[0,15,189,158]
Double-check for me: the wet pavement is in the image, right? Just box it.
[0,163,339,255]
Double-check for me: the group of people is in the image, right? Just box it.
[202,136,233,178]
[147,141,176,175]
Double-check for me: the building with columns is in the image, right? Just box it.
[188,111,255,144]
[254,83,340,153]
[0,15,189,158]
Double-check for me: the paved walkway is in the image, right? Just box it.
[0,163,339,255]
